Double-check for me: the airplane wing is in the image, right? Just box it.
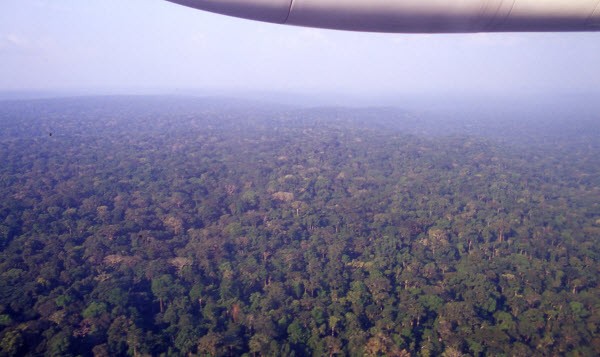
[165,0,600,33]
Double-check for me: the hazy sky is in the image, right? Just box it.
[2,0,600,96]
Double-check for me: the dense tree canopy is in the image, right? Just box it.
[0,96,599,356]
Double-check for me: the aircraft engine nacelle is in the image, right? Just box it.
[166,0,600,33]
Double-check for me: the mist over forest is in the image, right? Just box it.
[0,95,599,356]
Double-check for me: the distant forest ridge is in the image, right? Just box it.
[1,94,599,143]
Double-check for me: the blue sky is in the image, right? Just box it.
[1,0,600,97]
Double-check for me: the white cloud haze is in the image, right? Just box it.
[1,0,600,96]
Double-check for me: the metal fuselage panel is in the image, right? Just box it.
[166,0,292,23]
[165,0,600,33]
